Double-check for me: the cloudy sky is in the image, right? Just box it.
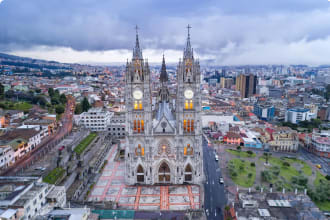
[1,0,330,65]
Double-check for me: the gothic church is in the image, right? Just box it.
[125,26,203,185]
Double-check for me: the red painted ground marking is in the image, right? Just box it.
[134,187,141,210]
[115,185,125,203]
[187,185,195,209]
[166,186,169,210]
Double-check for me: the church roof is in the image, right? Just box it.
[156,101,174,122]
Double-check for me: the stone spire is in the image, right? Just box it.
[133,25,143,59]
[184,24,193,59]
[159,54,168,83]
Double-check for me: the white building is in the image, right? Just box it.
[0,146,14,169]
[107,112,126,138]
[78,107,113,131]
[285,108,315,124]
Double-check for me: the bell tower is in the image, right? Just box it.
[125,26,152,185]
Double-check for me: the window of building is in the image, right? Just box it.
[135,144,144,156]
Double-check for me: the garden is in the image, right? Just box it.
[74,132,97,155]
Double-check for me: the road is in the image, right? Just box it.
[203,135,227,220]
[1,96,75,176]
[298,148,330,175]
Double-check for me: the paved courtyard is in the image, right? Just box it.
[89,143,201,210]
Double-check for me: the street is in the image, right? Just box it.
[298,148,330,175]
[1,96,75,176]
[203,135,227,220]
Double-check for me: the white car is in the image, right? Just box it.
[219,177,224,184]
[215,155,219,161]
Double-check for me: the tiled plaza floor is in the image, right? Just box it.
[89,143,201,210]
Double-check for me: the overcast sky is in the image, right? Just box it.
[1,0,330,65]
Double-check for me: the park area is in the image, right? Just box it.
[0,101,32,112]
[74,132,97,155]
[43,167,65,184]
[223,148,330,211]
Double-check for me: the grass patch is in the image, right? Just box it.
[259,156,311,191]
[74,132,97,155]
[315,200,330,212]
[0,101,32,112]
[226,149,256,158]
[43,167,65,184]
[314,170,327,186]
[228,158,256,187]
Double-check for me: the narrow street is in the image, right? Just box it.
[203,135,227,220]
[1,97,75,176]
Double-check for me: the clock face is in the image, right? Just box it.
[184,89,194,99]
[133,89,143,100]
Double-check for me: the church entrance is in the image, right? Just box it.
[184,164,193,182]
[137,165,144,183]
[158,162,170,183]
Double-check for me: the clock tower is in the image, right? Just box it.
[125,26,203,185]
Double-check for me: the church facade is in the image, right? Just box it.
[124,27,203,185]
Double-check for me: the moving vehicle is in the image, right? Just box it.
[219,177,224,184]
[316,164,322,169]
[215,155,219,161]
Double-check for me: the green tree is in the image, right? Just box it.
[51,97,60,105]
[236,146,241,152]
[82,97,91,112]
[0,83,4,100]
[48,88,54,97]
[74,103,83,114]
[60,94,67,104]
[35,88,41,93]
[55,105,65,115]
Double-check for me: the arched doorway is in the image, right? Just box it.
[184,164,193,182]
[158,162,170,183]
[137,165,144,183]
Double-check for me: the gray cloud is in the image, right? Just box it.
[1,0,330,65]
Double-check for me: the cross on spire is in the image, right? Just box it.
[187,24,192,37]
[135,25,139,35]
[184,24,193,59]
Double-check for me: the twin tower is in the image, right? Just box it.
[124,26,203,185]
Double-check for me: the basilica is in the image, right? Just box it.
[124,26,203,185]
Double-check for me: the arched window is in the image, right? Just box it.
[137,165,144,182]
[183,119,187,132]
[159,162,170,182]
[189,100,193,109]
[184,164,193,182]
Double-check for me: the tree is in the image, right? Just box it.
[236,146,241,152]
[0,83,4,100]
[247,150,253,156]
[326,175,330,181]
[82,97,91,112]
[75,103,83,114]
[60,94,67,104]
[264,152,272,164]
[51,97,60,105]
[55,105,65,115]
[35,88,41,93]
[48,88,54,97]
[250,162,255,167]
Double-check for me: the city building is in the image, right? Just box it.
[310,131,330,158]
[267,127,299,152]
[235,74,257,98]
[228,190,327,220]
[220,77,234,89]
[285,108,316,124]
[0,176,66,220]
[253,102,275,121]
[77,107,112,131]
[124,27,203,185]
[107,112,125,138]
[0,145,14,169]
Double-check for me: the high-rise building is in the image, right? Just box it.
[235,74,257,98]
[220,77,234,89]
[124,26,203,185]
